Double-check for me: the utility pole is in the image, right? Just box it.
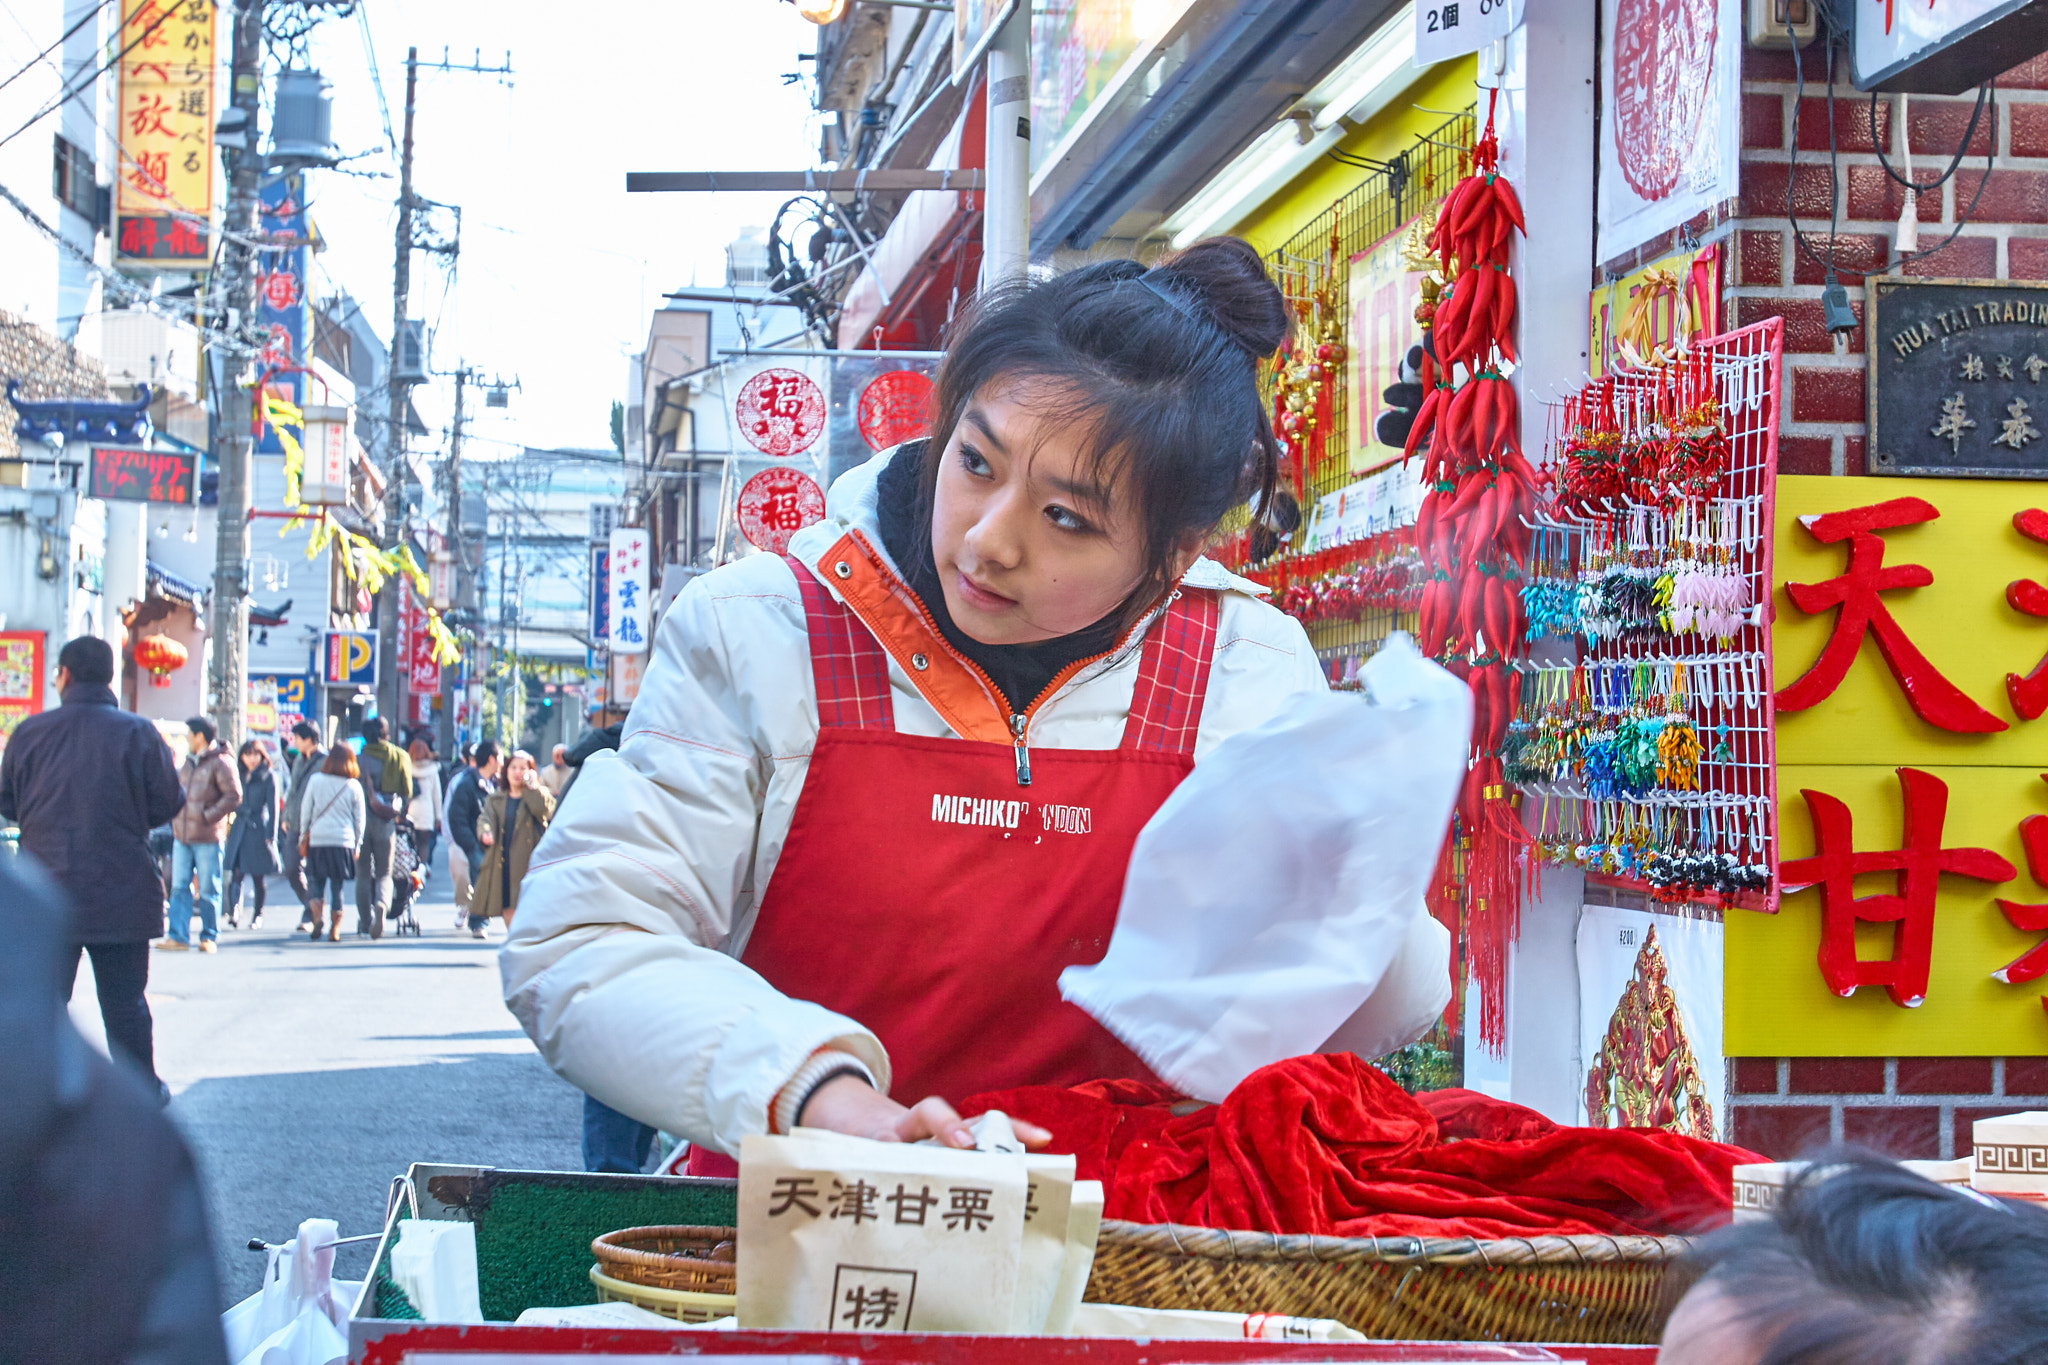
[439,363,466,756]
[206,0,267,747]
[981,3,1030,285]
[377,45,511,730]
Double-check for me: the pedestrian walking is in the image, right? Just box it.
[442,739,499,930]
[298,744,366,942]
[537,743,571,797]
[164,715,241,953]
[0,636,181,1095]
[222,740,281,929]
[558,704,626,800]
[277,721,322,925]
[466,748,553,939]
[407,732,443,877]
[352,716,413,939]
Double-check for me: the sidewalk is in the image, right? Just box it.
[68,849,582,1302]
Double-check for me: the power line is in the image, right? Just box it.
[0,0,110,103]
[0,0,181,154]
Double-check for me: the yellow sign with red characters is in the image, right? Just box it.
[1731,475,2048,1055]
[114,0,215,268]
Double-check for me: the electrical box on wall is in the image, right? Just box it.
[1747,0,1818,47]
[1846,0,2048,92]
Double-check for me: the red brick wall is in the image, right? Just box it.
[1729,1058,2048,1159]
[1735,46,2048,477]
[1726,54,2048,1142]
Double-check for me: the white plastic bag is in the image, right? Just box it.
[1060,633,1469,1101]
[221,1218,361,1365]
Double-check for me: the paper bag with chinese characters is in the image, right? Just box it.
[737,1132,1029,1333]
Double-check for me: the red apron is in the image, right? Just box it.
[688,556,1217,1174]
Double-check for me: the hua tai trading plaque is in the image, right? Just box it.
[1869,276,2048,479]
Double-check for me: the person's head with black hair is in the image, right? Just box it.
[360,716,386,743]
[183,715,216,754]
[55,636,114,689]
[1660,1154,2048,1365]
[289,720,320,753]
[911,236,1289,644]
[473,738,501,779]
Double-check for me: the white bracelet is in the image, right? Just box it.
[771,1049,877,1135]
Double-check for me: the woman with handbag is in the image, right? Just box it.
[466,749,554,940]
[297,744,366,942]
[223,740,282,929]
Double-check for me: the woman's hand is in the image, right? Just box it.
[797,1075,1052,1150]
[479,827,494,846]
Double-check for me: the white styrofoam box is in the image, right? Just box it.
[1972,1112,2048,1195]
[1735,1157,1972,1221]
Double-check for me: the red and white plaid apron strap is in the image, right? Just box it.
[1120,587,1221,757]
[786,557,895,731]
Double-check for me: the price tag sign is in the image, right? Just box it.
[1414,0,1521,67]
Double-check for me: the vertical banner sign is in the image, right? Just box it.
[588,542,611,645]
[114,0,214,267]
[1345,230,1428,475]
[1595,0,1738,262]
[404,583,441,697]
[608,528,651,655]
[255,174,309,453]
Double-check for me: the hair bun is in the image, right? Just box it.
[1151,237,1290,359]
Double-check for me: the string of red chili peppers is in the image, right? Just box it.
[1405,91,1532,1055]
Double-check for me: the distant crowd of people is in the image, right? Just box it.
[0,633,625,1104]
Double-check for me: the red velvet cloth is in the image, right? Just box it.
[963,1054,1761,1239]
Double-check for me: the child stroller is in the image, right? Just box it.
[386,815,424,936]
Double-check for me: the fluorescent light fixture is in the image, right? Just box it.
[1158,4,1418,247]
[1311,3,1418,129]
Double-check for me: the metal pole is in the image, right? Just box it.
[438,366,465,755]
[378,47,419,728]
[981,4,1030,286]
[207,0,266,747]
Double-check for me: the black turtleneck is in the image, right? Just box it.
[874,442,1123,715]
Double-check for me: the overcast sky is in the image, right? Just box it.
[299,0,822,455]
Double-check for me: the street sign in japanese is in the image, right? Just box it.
[588,541,610,645]
[738,467,826,556]
[255,174,310,452]
[1731,476,2048,1055]
[608,527,651,655]
[250,671,314,730]
[322,630,378,687]
[1869,278,2048,480]
[113,0,215,267]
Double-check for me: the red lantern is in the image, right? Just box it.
[134,634,188,688]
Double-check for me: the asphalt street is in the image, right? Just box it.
[66,848,585,1305]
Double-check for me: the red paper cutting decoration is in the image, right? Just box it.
[856,370,935,452]
[1774,497,2008,734]
[1610,0,1718,201]
[738,467,826,555]
[2006,508,2048,720]
[1779,767,2015,1008]
[736,367,826,458]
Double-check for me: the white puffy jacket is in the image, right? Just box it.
[501,451,1451,1155]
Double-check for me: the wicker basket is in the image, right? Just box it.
[590,1225,738,1296]
[1083,1219,1691,1344]
[588,1267,737,1324]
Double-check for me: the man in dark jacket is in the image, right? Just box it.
[353,716,413,939]
[0,854,229,1365]
[559,703,627,801]
[0,637,182,1092]
[442,739,498,930]
[277,721,323,926]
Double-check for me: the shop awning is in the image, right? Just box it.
[836,80,986,350]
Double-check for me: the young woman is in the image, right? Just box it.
[503,239,1451,1166]
[222,740,281,929]
[298,744,366,942]
[466,749,555,939]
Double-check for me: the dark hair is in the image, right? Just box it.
[1675,1154,2048,1364]
[290,721,319,742]
[917,237,1289,622]
[237,739,269,769]
[320,743,358,779]
[473,739,501,767]
[185,715,216,744]
[360,716,386,742]
[58,636,114,686]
